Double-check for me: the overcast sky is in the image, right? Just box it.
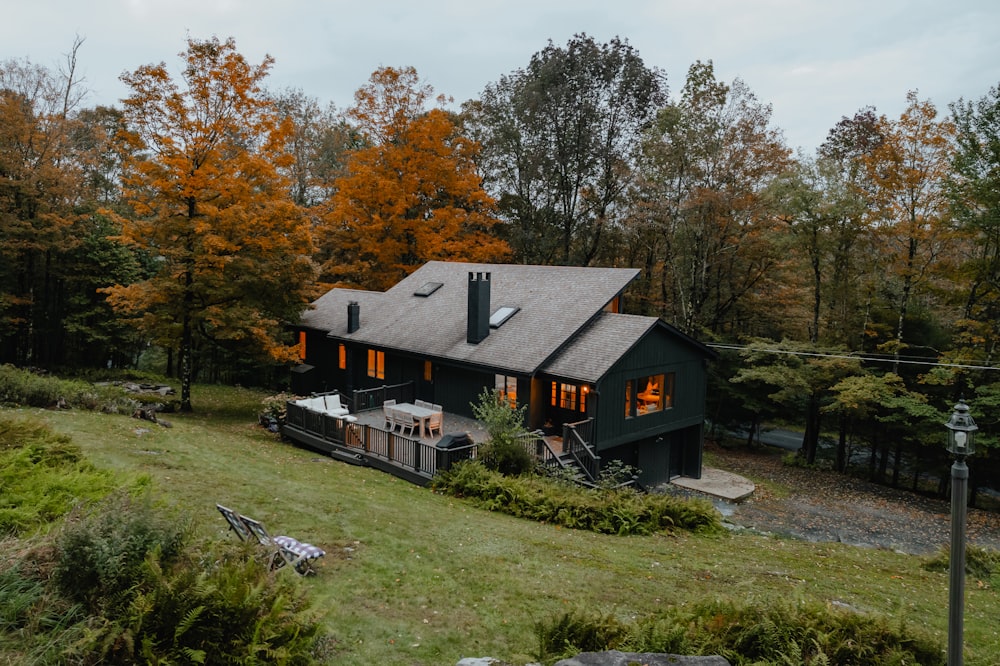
[4,0,999,154]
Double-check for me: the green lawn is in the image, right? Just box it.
[16,385,1000,665]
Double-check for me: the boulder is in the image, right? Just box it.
[554,651,731,666]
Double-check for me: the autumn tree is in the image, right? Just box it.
[320,66,509,291]
[105,37,315,411]
[633,60,791,336]
[0,42,91,366]
[468,34,666,265]
[860,92,957,374]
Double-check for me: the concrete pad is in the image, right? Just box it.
[671,466,755,502]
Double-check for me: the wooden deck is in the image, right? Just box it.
[281,399,598,487]
[281,402,486,485]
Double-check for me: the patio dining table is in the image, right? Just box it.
[393,402,438,438]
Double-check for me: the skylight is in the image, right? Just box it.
[489,306,519,328]
[414,281,443,297]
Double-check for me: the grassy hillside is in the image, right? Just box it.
[10,384,999,665]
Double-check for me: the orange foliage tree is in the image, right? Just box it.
[860,92,957,372]
[104,37,315,410]
[320,67,509,291]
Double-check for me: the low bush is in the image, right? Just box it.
[0,415,126,535]
[471,388,536,476]
[53,492,188,612]
[923,543,1000,579]
[0,364,134,412]
[432,460,723,536]
[3,492,322,665]
[535,600,944,665]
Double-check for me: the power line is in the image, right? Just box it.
[705,343,1000,372]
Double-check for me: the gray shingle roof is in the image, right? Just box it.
[300,261,640,375]
[540,312,659,383]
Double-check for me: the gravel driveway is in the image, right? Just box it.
[702,443,1000,556]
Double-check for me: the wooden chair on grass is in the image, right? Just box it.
[216,504,325,575]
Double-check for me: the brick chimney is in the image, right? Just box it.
[467,272,490,344]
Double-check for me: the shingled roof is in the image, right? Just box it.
[300,261,640,375]
[539,312,658,383]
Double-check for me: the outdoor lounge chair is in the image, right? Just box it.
[216,504,325,575]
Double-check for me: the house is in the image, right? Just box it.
[290,261,717,487]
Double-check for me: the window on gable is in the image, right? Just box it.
[489,306,519,328]
[625,372,675,418]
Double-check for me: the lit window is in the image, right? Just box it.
[367,349,385,379]
[489,306,519,328]
[338,344,346,370]
[424,361,433,382]
[495,374,517,408]
[628,372,674,417]
[298,331,307,360]
[558,383,577,410]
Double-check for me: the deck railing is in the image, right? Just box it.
[283,401,475,483]
[284,402,599,487]
[352,382,415,413]
[563,418,600,483]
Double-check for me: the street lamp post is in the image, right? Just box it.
[944,398,978,666]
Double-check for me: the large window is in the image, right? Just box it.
[367,349,385,379]
[625,372,674,418]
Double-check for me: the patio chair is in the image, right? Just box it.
[426,410,443,437]
[382,400,396,429]
[393,409,417,437]
[216,504,325,575]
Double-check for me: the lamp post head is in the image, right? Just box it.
[945,398,978,457]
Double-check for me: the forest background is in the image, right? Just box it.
[2,34,1000,502]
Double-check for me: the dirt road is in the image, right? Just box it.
[705,443,1000,556]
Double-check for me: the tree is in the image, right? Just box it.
[0,42,93,366]
[321,67,509,291]
[469,34,667,265]
[944,84,1000,387]
[730,339,861,465]
[860,92,958,374]
[633,61,791,336]
[105,37,316,410]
